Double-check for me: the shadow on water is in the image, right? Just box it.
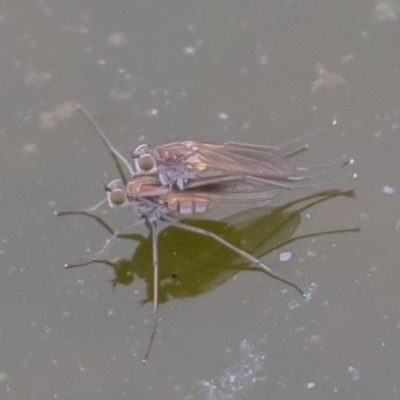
[63,189,358,305]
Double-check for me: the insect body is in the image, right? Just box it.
[131,128,353,191]
[58,105,355,361]
[132,141,298,189]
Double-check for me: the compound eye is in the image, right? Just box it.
[105,180,127,207]
[109,189,127,206]
[138,154,156,172]
[132,144,157,174]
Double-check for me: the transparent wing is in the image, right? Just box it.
[159,178,283,204]
[154,141,297,179]
[125,174,282,207]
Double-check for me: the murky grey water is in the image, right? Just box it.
[1,0,400,398]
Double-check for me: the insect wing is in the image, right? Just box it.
[114,172,281,216]
[158,141,296,178]
[161,179,282,206]
[132,141,298,191]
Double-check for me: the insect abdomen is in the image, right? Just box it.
[167,199,210,215]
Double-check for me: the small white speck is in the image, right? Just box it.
[218,112,228,120]
[372,0,400,22]
[109,87,132,100]
[307,250,317,258]
[304,282,318,301]
[306,382,315,389]
[107,32,127,47]
[373,131,382,138]
[279,251,292,262]
[183,46,196,55]
[383,185,395,194]
[147,109,158,117]
[348,366,361,381]
[21,143,38,155]
[0,373,9,382]
[258,54,269,65]
[310,334,321,342]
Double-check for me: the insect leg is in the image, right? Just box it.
[164,218,305,297]
[251,170,356,190]
[142,220,159,363]
[64,227,122,268]
[55,198,108,215]
[289,159,354,181]
[63,217,145,268]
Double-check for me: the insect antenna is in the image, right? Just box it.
[275,119,338,154]
[76,104,134,182]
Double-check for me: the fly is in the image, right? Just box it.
[77,106,354,191]
[57,104,356,362]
